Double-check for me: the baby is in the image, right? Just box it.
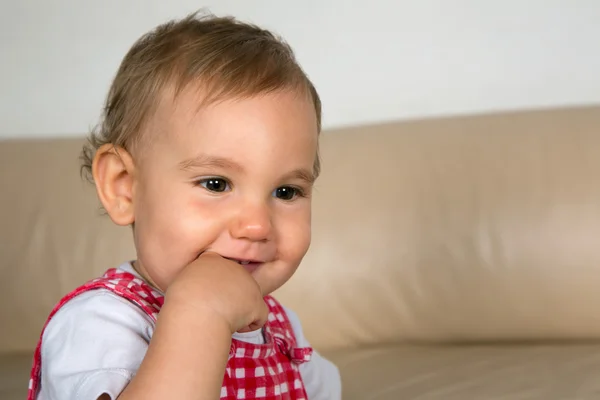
[27,12,341,400]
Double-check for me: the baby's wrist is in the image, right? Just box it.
[162,294,234,334]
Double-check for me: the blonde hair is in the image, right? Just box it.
[80,11,321,181]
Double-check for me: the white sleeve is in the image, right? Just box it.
[283,306,342,400]
[38,290,154,400]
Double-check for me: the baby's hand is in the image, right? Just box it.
[165,252,269,334]
[119,253,265,399]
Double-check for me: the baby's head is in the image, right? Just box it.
[81,12,321,295]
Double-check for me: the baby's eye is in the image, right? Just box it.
[273,186,302,201]
[198,178,230,193]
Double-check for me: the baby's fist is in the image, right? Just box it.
[166,252,268,334]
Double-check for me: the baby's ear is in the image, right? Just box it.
[92,144,135,226]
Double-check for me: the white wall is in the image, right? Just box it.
[1,0,599,138]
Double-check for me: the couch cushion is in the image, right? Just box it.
[0,352,32,400]
[3,106,600,354]
[324,343,600,399]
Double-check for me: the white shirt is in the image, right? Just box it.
[38,263,341,400]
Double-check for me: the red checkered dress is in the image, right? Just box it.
[28,268,313,399]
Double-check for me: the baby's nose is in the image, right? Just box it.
[229,202,272,242]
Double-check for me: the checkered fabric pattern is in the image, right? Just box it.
[221,295,313,399]
[28,268,312,399]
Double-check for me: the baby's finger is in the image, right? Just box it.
[247,299,269,331]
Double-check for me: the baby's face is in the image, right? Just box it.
[130,88,318,295]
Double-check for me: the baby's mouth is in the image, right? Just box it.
[224,258,264,273]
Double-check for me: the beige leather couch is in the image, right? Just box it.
[2,105,600,399]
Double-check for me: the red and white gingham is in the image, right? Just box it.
[27,268,312,399]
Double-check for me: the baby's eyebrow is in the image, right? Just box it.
[178,153,315,185]
[281,168,316,186]
[178,154,244,173]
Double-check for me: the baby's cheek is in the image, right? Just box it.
[285,218,312,260]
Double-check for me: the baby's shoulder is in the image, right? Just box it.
[38,289,154,399]
[43,288,155,345]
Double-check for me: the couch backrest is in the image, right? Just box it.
[1,105,600,353]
